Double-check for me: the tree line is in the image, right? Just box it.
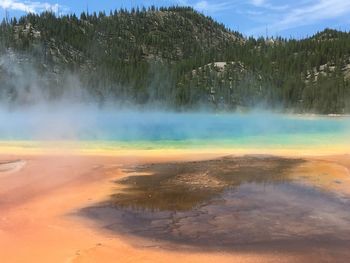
[0,7,349,113]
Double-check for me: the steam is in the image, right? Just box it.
[0,52,92,107]
[0,52,349,146]
[0,107,349,146]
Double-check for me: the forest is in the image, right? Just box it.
[0,6,349,113]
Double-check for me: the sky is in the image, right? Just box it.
[0,0,349,38]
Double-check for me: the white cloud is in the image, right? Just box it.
[245,10,264,15]
[194,1,232,12]
[0,0,65,14]
[249,0,288,11]
[272,0,350,31]
[249,0,350,36]
[251,0,265,6]
[175,0,234,13]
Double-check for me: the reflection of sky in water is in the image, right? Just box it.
[0,109,349,148]
[83,157,350,250]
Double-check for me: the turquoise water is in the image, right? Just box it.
[0,110,349,150]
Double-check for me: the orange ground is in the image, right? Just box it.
[1,151,350,263]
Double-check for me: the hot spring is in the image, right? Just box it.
[0,109,349,154]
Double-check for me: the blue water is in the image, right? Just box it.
[0,110,349,149]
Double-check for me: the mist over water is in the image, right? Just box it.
[0,105,349,150]
[0,52,349,150]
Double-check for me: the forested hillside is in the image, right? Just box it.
[0,6,349,113]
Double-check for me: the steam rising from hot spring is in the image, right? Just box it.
[0,107,349,143]
[0,53,349,145]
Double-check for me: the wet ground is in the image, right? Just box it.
[0,159,25,174]
[82,155,350,254]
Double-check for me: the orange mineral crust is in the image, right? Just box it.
[1,151,350,263]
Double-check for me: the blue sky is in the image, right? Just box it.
[0,0,349,38]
